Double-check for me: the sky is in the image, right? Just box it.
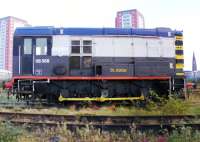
[0,0,200,71]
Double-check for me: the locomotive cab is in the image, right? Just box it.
[13,36,52,76]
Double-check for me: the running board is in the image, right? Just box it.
[58,95,145,102]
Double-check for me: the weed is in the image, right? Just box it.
[161,97,189,115]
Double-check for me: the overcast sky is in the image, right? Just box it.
[0,0,199,70]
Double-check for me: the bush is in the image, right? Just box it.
[145,89,166,111]
[161,97,189,115]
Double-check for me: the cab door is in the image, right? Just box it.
[21,38,33,75]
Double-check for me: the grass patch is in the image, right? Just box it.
[0,92,17,103]
[0,122,23,142]
[187,105,200,115]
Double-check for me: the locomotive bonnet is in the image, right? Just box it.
[12,27,184,103]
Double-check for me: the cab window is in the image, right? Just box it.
[36,38,47,55]
[24,39,32,54]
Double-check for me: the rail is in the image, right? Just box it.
[1,112,200,131]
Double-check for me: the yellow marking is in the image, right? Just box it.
[176,46,183,50]
[58,95,145,102]
[175,36,183,40]
[110,68,128,73]
[176,72,185,76]
[176,55,184,59]
[176,64,184,69]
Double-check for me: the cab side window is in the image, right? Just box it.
[70,40,92,69]
[71,40,80,54]
[24,39,32,54]
[83,40,92,53]
[36,38,47,55]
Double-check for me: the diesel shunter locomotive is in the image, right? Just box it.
[12,27,184,104]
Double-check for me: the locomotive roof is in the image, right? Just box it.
[14,27,182,37]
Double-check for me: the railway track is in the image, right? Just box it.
[1,112,200,131]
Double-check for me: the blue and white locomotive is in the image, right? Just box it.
[12,27,184,103]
